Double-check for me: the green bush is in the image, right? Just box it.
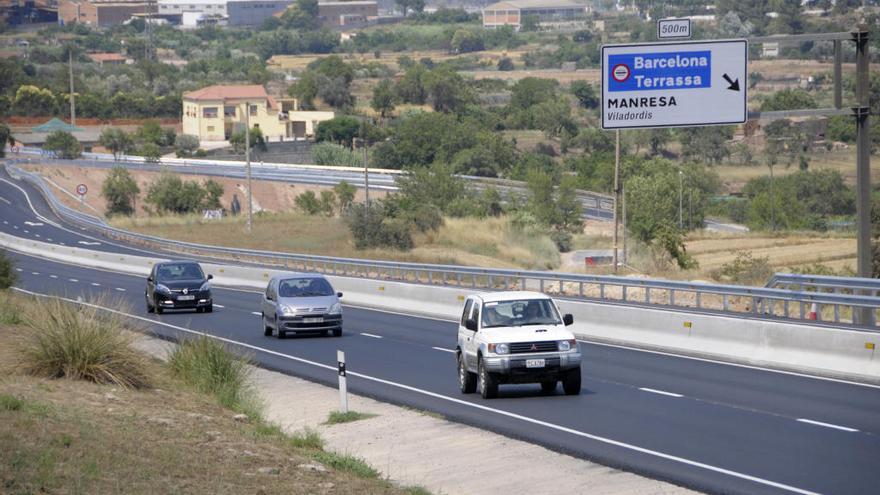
[711,252,773,286]
[497,57,514,71]
[144,173,220,215]
[295,190,322,215]
[168,336,259,418]
[101,166,140,216]
[0,249,16,289]
[403,204,443,233]
[13,295,151,389]
[550,230,572,253]
[333,181,357,211]
[43,130,82,159]
[344,202,414,250]
[312,142,361,167]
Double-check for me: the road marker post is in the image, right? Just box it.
[337,350,348,413]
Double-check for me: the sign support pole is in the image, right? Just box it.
[245,102,253,233]
[613,130,620,273]
[854,25,872,325]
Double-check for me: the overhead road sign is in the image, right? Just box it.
[601,39,748,130]
[657,18,691,40]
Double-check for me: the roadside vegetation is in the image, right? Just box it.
[0,282,430,494]
[325,410,378,425]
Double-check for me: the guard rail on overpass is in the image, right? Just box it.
[6,162,879,329]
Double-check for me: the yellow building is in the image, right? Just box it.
[182,84,334,142]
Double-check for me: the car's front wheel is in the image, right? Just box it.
[263,315,272,337]
[562,367,582,396]
[458,353,476,394]
[145,295,154,314]
[275,317,284,339]
[478,358,498,399]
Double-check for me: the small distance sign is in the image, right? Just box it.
[658,18,691,40]
[75,184,88,196]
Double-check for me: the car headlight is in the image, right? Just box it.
[329,302,342,315]
[156,284,171,295]
[488,343,509,355]
[280,304,297,316]
[199,281,211,291]
[558,339,576,352]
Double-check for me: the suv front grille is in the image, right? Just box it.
[509,341,557,354]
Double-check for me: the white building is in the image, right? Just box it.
[158,0,227,26]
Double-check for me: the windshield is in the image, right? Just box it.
[481,299,562,328]
[156,263,204,281]
[278,278,335,298]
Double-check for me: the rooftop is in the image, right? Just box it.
[483,0,587,10]
[183,84,278,110]
[88,52,128,62]
[478,291,551,303]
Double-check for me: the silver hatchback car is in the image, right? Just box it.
[261,273,343,338]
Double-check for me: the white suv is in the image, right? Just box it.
[456,291,582,399]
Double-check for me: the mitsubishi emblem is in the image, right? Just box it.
[530,344,538,351]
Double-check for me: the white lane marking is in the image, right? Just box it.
[10,287,826,495]
[251,311,262,316]
[579,339,880,391]
[68,278,78,283]
[0,179,60,228]
[432,347,456,353]
[31,272,40,275]
[0,196,9,205]
[59,242,65,245]
[91,282,101,287]
[12,225,18,229]
[639,388,684,398]
[115,287,126,292]
[34,234,40,238]
[796,419,859,433]
[49,275,58,279]
[77,241,101,246]
[23,230,29,233]
[2,220,7,224]
[46,238,52,242]
[214,304,225,308]
[15,268,22,272]
[360,332,383,339]
[24,221,43,227]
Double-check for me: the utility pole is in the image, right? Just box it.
[769,163,775,232]
[622,184,627,266]
[245,102,253,233]
[363,139,369,204]
[854,25,872,325]
[68,49,76,127]
[145,0,154,60]
[612,130,620,273]
[678,169,683,229]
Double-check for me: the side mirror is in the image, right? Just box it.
[337,292,343,298]
[147,276,153,283]
[207,274,213,280]
[563,314,574,326]
[465,318,478,332]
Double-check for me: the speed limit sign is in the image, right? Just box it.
[76,184,88,196]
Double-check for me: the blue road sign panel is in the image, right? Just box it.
[607,51,711,92]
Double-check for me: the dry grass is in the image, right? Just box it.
[4,292,152,389]
[686,233,856,272]
[112,212,563,270]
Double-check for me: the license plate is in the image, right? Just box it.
[525,359,545,369]
[178,295,195,301]
[303,317,323,323]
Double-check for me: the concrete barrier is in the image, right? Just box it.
[2,231,878,383]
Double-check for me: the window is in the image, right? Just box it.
[278,278,335,297]
[224,106,236,117]
[481,299,562,329]
[203,107,218,118]
[460,299,473,326]
[207,126,215,132]
[249,105,258,116]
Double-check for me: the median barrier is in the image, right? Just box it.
[3,231,878,383]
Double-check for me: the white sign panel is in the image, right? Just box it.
[601,40,748,130]
[657,18,691,39]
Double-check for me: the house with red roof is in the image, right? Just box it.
[182,84,334,142]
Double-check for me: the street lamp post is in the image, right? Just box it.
[678,169,683,229]
[245,102,253,233]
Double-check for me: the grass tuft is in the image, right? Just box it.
[311,450,379,479]
[325,410,377,425]
[11,295,151,389]
[0,290,23,325]
[167,336,261,419]
[404,486,433,495]
[289,428,324,450]
[0,393,25,411]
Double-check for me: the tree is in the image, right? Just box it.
[287,72,319,109]
[395,0,424,17]
[101,166,140,216]
[280,0,320,30]
[13,85,56,116]
[139,142,162,163]
[315,117,361,147]
[43,131,82,159]
[0,123,14,158]
[555,176,583,234]
[451,29,484,54]
[99,128,134,161]
[319,190,337,216]
[203,179,224,209]
[145,173,212,215]
[316,75,354,110]
[497,57,515,71]
[678,126,734,165]
[333,181,357,211]
[136,120,167,146]
[0,249,16,290]
[370,79,397,120]
[761,88,817,112]
[424,68,472,114]
[175,134,200,157]
[230,126,267,155]
[570,80,598,109]
[509,77,558,111]
[295,190,322,215]
[520,14,540,32]
[395,64,428,105]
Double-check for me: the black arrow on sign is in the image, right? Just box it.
[722,73,740,92]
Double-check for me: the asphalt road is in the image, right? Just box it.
[2,168,879,495]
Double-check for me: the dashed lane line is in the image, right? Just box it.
[796,419,859,433]
[639,388,684,398]
[432,347,456,353]
[360,333,383,339]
